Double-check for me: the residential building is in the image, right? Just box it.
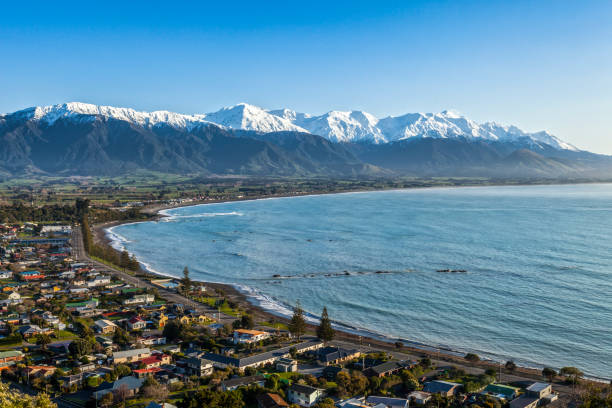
[19,270,45,281]
[233,328,271,344]
[509,397,540,408]
[276,357,298,372]
[221,375,266,391]
[112,348,151,364]
[123,294,155,305]
[315,346,360,366]
[127,316,147,330]
[94,319,118,334]
[408,391,432,405]
[257,393,289,408]
[365,396,409,408]
[203,339,322,371]
[526,383,553,399]
[186,356,214,376]
[287,384,324,407]
[423,380,462,396]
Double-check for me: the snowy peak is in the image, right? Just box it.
[3,102,578,151]
[12,102,212,130]
[203,103,308,133]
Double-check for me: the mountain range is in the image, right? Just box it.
[0,102,609,179]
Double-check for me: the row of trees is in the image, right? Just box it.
[288,301,335,343]
[78,199,141,273]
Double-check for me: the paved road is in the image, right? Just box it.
[71,226,236,325]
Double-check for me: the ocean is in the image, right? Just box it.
[108,183,612,379]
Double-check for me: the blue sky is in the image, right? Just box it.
[1,1,611,152]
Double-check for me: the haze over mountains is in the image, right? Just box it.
[0,102,609,179]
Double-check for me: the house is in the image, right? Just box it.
[123,294,155,305]
[139,353,171,369]
[0,271,12,279]
[23,365,56,378]
[42,312,65,330]
[112,348,151,364]
[66,298,99,311]
[94,319,118,334]
[93,376,144,399]
[365,396,409,408]
[133,367,163,378]
[257,393,289,408]
[287,384,324,407]
[525,382,552,399]
[423,380,462,396]
[7,291,21,301]
[408,391,432,405]
[137,335,167,346]
[509,397,540,408]
[0,350,24,369]
[186,356,214,376]
[365,360,414,377]
[276,357,298,372]
[18,324,53,337]
[127,316,147,331]
[233,329,271,344]
[153,312,168,328]
[221,375,266,391]
[481,384,521,401]
[87,276,111,287]
[19,270,45,281]
[315,346,361,366]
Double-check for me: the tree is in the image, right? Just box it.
[316,306,335,343]
[120,250,131,269]
[35,334,52,350]
[288,300,306,341]
[181,266,192,294]
[99,392,114,408]
[240,314,255,329]
[314,398,336,408]
[0,382,57,408]
[505,360,517,372]
[163,321,185,342]
[69,337,92,358]
[113,328,132,346]
[560,366,583,385]
[542,367,557,382]
[465,353,480,362]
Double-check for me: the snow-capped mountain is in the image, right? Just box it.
[2,102,578,151]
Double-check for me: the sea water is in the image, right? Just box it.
[109,184,612,379]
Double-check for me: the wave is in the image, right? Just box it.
[105,226,131,251]
[160,211,243,222]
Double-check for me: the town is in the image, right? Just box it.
[0,219,605,408]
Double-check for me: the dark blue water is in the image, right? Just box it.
[109,184,612,379]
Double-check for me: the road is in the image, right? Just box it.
[71,226,236,325]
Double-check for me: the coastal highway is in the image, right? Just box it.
[71,226,236,325]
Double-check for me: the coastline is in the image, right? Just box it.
[94,187,611,383]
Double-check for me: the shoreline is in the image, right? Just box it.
[94,186,611,383]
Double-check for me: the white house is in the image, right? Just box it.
[0,271,12,279]
[123,294,155,305]
[232,329,270,344]
[287,384,324,407]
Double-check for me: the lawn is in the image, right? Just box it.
[55,329,78,340]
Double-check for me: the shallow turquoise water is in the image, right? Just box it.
[109,184,612,378]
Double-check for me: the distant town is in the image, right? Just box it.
[0,196,608,408]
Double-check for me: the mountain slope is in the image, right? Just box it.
[0,112,378,177]
[1,102,609,179]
